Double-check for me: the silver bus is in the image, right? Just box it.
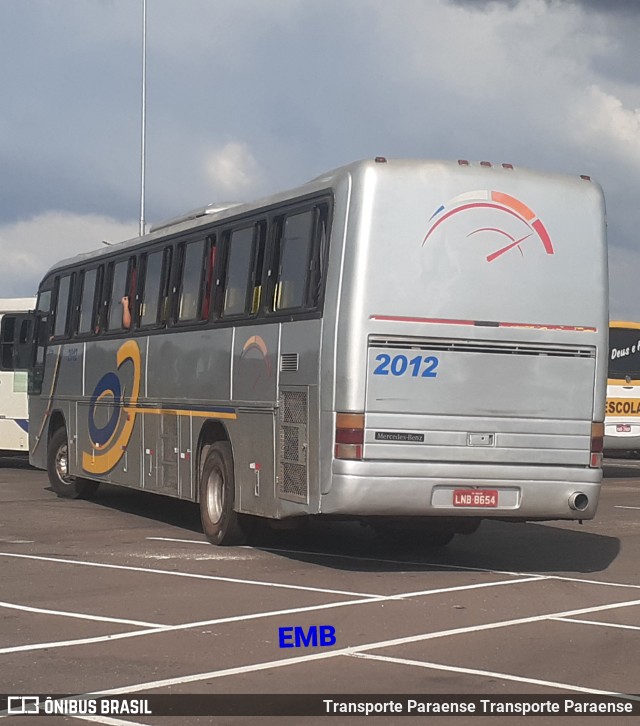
[0,298,35,454]
[28,158,608,545]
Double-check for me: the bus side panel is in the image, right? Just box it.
[0,420,29,452]
[0,370,29,452]
[75,338,143,488]
[29,345,65,469]
[274,320,322,517]
[147,329,233,404]
[230,410,277,516]
[230,324,278,516]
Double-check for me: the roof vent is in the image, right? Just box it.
[149,202,242,233]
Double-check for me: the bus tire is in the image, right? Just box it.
[199,441,247,546]
[47,427,100,500]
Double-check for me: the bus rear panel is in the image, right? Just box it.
[604,322,640,455]
[323,160,607,524]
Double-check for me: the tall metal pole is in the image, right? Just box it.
[139,0,147,236]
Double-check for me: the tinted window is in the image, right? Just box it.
[140,250,164,326]
[309,206,329,307]
[273,211,314,311]
[108,260,130,331]
[0,316,16,369]
[38,290,52,314]
[201,237,217,321]
[178,239,205,322]
[78,268,98,335]
[223,228,253,316]
[54,275,72,337]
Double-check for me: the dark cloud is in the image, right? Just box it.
[449,0,640,13]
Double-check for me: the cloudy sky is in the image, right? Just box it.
[1,0,639,317]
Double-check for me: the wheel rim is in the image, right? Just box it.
[205,465,224,524]
[55,443,74,485]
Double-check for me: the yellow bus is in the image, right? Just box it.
[605,321,640,456]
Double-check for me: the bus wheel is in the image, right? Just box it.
[199,442,247,546]
[47,427,100,499]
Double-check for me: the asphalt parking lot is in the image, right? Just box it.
[0,456,639,724]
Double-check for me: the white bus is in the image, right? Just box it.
[0,298,36,454]
[27,158,608,545]
[604,321,640,456]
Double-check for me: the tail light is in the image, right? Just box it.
[335,413,364,460]
[590,422,603,468]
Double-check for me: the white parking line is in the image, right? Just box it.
[0,577,543,655]
[0,601,166,628]
[245,546,640,593]
[551,616,640,632]
[44,596,640,698]
[0,551,380,599]
[350,653,638,699]
[614,505,640,510]
[61,716,150,726]
[146,537,209,544]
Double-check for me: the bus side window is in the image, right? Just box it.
[0,314,34,372]
[308,205,330,307]
[107,258,135,331]
[52,274,73,338]
[222,227,254,317]
[177,239,206,322]
[77,268,99,336]
[200,236,217,321]
[14,317,33,370]
[0,316,16,370]
[271,210,314,312]
[140,249,165,327]
[250,222,267,315]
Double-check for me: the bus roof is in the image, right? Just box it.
[0,297,36,313]
[41,158,598,281]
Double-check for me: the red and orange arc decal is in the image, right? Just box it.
[241,335,272,377]
[423,190,554,261]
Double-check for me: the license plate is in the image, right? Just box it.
[453,489,498,507]
[617,424,632,433]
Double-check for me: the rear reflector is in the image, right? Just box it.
[591,422,603,452]
[590,422,603,468]
[334,444,363,460]
[335,413,364,460]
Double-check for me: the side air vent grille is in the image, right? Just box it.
[277,389,308,503]
[280,353,299,372]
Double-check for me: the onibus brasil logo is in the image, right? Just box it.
[82,340,141,475]
[423,190,554,262]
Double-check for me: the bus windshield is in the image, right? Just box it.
[609,326,640,380]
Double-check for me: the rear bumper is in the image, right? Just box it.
[323,459,602,520]
[604,432,640,452]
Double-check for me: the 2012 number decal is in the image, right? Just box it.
[373,354,439,378]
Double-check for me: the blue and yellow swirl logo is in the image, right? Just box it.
[82,340,141,475]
